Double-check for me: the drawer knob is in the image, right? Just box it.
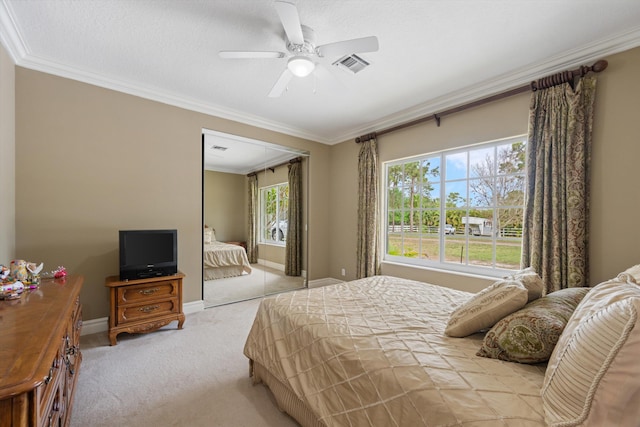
[139,305,160,313]
[139,288,159,295]
[44,366,55,384]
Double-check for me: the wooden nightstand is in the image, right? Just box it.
[105,272,185,345]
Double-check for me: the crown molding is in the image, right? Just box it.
[333,25,640,145]
[15,54,329,143]
[2,0,639,146]
[0,0,27,62]
[0,0,329,143]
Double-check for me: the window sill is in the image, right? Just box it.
[260,241,285,248]
[380,260,508,294]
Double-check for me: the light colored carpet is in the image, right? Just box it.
[204,263,305,307]
[70,298,299,427]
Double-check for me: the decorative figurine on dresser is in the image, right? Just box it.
[105,229,185,345]
[0,261,83,427]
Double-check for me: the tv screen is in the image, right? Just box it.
[119,229,177,280]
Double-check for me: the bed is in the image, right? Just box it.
[203,241,252,280]
[243,272,640,426]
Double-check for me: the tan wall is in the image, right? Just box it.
[589,46,640,281]
[329,46,640,291]
[0,43,15,262]
[13,46,639,320]
[15,68,330,320]
[204,170,246,242]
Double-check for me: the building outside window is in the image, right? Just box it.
[260,182,289,244]
[384,135,526,276]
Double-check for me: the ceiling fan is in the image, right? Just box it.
[218,1,379,97]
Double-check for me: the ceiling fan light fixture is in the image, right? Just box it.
[287,56,315,77]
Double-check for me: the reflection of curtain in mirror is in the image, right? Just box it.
[285,160,302,276]
[247,174,258,263]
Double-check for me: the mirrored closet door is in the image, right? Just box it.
[202,129,309,307]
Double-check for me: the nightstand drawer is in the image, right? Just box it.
[117,280,178,305]
[105,273,185,345]
[117,298,179,325]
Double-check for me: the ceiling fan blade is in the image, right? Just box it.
[317,36,379,58]
[274,1,304,45]
[219,51,285,59]
[268,69,293,98]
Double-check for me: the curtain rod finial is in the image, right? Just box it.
[593,60,608,73]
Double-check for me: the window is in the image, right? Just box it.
[260,182,289,244]
[384,136,526,276]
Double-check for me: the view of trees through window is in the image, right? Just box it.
[385,136,526,274]
[261,182,289,244]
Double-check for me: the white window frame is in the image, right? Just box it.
[382,135,527,277]
[259,182,289,246]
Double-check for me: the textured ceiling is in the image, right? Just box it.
[2,0,640,148]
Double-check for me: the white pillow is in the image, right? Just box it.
[504,267,544,302]
[204,228,214,244]
[619,264,640,283]
[444,279,528,338]
[542,276,640,426]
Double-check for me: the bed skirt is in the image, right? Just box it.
[250,359,326,427]
[204,265,245,280]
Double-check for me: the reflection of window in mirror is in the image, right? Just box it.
[261,182,289,244]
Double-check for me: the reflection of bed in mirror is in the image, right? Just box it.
[204,227,252,280]
[204,241,252,280]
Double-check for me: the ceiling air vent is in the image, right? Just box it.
[333,54,370,74]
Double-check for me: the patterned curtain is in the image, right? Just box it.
[356,137,379,279]
[285,160,302,276]
[521,77,597,293]
[247,174,258,263]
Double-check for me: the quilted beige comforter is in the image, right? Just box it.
[203,241,252,274]
[244,275,547,426]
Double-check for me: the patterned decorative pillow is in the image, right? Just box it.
[444,280,528,338]
[542,276,640,426]
[476,287,589,364]
[504,267,544,302]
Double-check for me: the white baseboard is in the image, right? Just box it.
[81,277,341,337]
[80,300,205,336]
[308,277,344,288]
[258,258,284,271]
[258,259,307,279]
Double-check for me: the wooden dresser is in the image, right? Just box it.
[105,272,185,346]
[0,275,83,427]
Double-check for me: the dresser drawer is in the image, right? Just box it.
[36,346,64,425]
[116,298,179,324]
[117,280,178,305]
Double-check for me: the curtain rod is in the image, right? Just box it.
[247,156,302,177]
[355,59,608,143]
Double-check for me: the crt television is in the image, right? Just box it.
[119,229,177,280]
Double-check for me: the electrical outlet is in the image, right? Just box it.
[341,268,346,276]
